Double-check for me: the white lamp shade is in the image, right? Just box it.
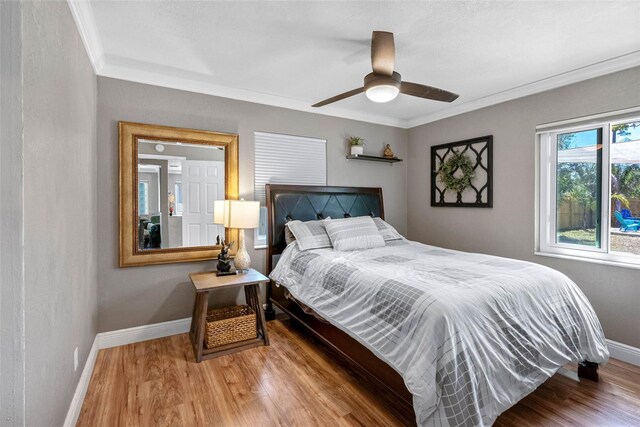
[214,200,260,229]
[226,200,260,229]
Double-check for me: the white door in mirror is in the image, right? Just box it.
[181,160,225,246]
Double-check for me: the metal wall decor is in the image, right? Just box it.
[431,135,493,207]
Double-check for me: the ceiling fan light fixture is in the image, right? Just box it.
[311,32,459,108]
[365,85,399,103]
[364,72,401,103]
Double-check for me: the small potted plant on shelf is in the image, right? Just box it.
[348,136,365,156]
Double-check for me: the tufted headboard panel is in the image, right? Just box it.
[265,184,384,273]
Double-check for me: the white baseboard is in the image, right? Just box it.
[607,339,640,366]
[63,317,191,426]
[98,317,191,349]
[63,336,99,427]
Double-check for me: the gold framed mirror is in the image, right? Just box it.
[119,121,238,267]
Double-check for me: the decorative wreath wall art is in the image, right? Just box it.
[437,150,474,193]
[431,135,493,207]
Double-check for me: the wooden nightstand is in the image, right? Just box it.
[188,269,270,362]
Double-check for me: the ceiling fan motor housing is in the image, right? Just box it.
[364,71,401,91]
[364,72,401,103]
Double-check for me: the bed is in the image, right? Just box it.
[265,184,609,427]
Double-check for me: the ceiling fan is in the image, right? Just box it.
[312,31,459,107]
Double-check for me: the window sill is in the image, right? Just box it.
[254,244,267,250]
[535,251,640,271]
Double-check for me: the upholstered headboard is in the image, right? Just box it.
[265,184,384,273]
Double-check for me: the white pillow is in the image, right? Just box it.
[372,217,403,241]
[287,218,332,251]
[324,216,385,251]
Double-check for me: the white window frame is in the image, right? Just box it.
[174,181,183,216]
[139,181,149,216]
[254,131,327,249]
[536,108,640,269]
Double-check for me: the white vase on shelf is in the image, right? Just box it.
[350,145,364,156]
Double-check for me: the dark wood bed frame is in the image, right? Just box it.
[264,184,599,421]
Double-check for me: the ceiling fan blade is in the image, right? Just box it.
[400,81,459,103]
[312,87,364,107]
[371,31,395,76]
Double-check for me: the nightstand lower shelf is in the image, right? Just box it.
[192,333,265,361]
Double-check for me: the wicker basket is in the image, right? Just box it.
[205,305,257,349]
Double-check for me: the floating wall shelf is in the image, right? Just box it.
[346,154,403,164]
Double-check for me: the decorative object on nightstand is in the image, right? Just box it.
[204,305,256,348]
[215,240,235,276]
[188,268,270,361]
[214,199,260,273]
[213,200,235,275]
[348,136,365,156]
[383,144,395,159]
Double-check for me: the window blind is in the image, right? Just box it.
[254,131,327,205]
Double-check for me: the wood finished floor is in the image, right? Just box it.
[78,318,640,427]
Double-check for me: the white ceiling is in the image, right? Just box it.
[70,1,640,128]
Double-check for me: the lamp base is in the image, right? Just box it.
[234,229,251,272]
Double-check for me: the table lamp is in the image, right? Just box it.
[213,200,226,229]
[215,199,259,273]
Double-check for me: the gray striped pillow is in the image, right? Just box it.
[324,216,385,251]
[372,217,403,241]
[287,219,332,251]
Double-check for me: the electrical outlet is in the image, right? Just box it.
[74,347,79,372]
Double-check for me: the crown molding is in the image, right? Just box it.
[67,0,105,74]
[406,50,640,129]
[92,48,640,131]
[99,55,407,128]
[67,0,639,130]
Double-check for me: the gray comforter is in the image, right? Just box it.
[269,239,609,426]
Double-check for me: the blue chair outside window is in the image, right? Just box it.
[614,211,640,232]
[621,209,640,221]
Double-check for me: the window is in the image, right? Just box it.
[254,131,327,248]
[174,182,183,215]
[537,110,640,267]
[138,181,149,215]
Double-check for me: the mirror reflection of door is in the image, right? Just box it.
[137,139,225,251]
[181,160,225,246]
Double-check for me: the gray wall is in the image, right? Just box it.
[0,1,25,424]
[407,67,640,348]
[22,1,98,425]
[97,77,407,332]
